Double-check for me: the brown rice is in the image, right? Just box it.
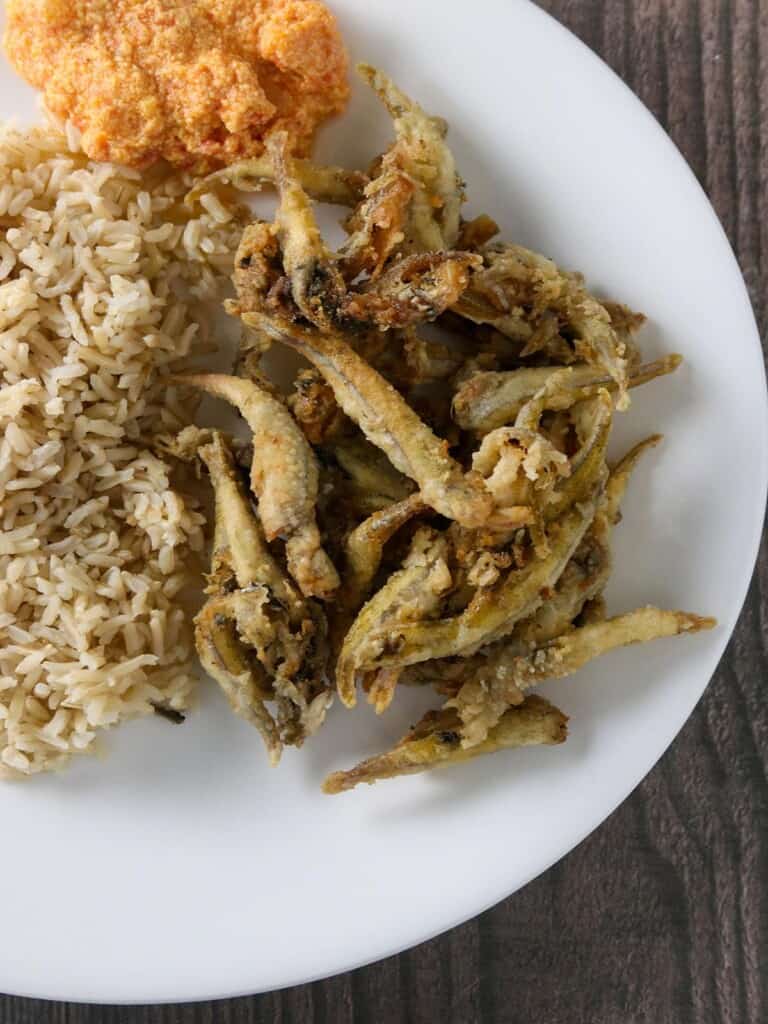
[0,121,244,776]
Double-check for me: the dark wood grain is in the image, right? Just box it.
[2,2,765,1022]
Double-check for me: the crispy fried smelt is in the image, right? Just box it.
[327,435,415,506]
[207,587,304,679]
[156,424,220,463]
[173,67,715,787]
[358,63,463,252]
[341,493,429,615]
[360,493,598,671]
[603,434,663,524]
[441,649,526,747]
[207,507,237,597]
[249,316,495,528]
[401,329,465,383]
[289,369,345,445]
[457,214,500,251]
[536,432,655,627]
[231,221,282,319]
[453,356,682,434]
[201,582,331,744]
[198,433,304,615]
[205,587,276,671]
[177,373,339,600]
[336,528,452,708]
[409,519,612,690]
[267,132,347,328]
[322,695,568,792]
[445,442,681,746]
[454,244,631,405]
[194,600,281,765]
[365,667,403,716]
[196,598,269,692]
[223,605,326,747]
[601,301,647,336]
[518,532,611,648]
[341,251,482,330]
[513,368,576,432]
[402,518,613,723]
[338,157,415,280]
[440,537,612,744]
[447,605,714,750]
[159,430,240,586]
[471,425,570,512]
[543,392,612,523]
[186,156,368,207]
[578,596,608,625]
[193,445,326,733]
[509,608,717,691]
[520,429,648,641]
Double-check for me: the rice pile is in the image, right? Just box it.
[0,122,244,776]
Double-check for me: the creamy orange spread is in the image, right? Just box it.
[3,0,349,170]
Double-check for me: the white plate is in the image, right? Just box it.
[0,0,765,1004]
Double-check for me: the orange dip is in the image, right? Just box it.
[3,0,349,171]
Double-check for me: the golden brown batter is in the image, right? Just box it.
[3,0,349,170]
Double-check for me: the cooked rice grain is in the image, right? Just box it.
[0,122,245,776]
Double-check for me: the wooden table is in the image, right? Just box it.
[3,2,765,1021]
